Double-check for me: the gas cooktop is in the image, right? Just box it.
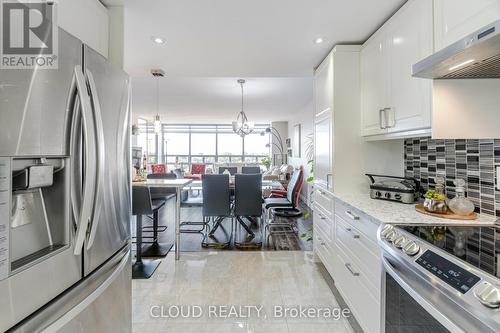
[398,225,500,278]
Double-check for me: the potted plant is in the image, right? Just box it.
[300,133,314,242]
[261,156,272,171]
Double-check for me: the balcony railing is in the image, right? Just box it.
[164,155,267,172]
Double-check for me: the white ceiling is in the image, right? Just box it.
[123,0,406,77]
[124,0,406,122]
[131,77,313,123]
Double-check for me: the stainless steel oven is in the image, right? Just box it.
[378,224,500,333]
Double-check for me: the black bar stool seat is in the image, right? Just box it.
[132,185,161,279]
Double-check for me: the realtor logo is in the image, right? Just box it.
[1,0,58,69]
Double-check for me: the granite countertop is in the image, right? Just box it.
[332,193,498,226]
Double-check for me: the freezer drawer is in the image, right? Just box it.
[9,245,131,333]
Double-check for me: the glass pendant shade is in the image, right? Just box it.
[232,79,253,137]
[154,114,161,134]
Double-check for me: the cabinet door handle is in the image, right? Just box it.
[379,109,384,129]
[385,107,396,128]
[346,227,361,239]
[345,263,360,276]
[345,210,360,220]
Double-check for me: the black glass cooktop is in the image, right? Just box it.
[399,225,500,278]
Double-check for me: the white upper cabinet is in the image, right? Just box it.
[361,0,433,137]
[314,53,333,189]
[360,33,389,136]
[386,0,433,133]
[434,0,500,51]
[314,54,334,118]
[57,0,109,58]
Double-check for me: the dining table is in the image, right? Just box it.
[133,177,284,259]
[133,178,193,260]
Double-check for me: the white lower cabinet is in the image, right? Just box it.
[313,196,382,333]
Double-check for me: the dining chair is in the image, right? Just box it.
[150,164,166,174]
[242,166,261,174]
[218,166,238,175]
[202,174,232,247]
[263,166,304,244]
[234,174,263,239]
[132,185,164,278]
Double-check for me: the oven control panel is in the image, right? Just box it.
[0,157,10,281]
[416,250,481,294]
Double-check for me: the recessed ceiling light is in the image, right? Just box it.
[151,36,166,44]
[314,37,324,44]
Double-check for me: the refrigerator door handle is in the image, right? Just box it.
[69,79,82,230]
[84,69,105,250]
[72,65,98,256]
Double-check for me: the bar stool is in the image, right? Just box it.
[142,173,176,257]
[132,185,164,279]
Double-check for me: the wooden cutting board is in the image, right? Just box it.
[415,204,477,220]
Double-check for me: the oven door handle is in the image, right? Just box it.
[381,255,466,333]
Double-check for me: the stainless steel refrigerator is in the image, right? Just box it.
[0,28,132,332]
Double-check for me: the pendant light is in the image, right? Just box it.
[153,76,161,134]
[232,79,254,137]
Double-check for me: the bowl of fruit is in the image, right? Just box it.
[423,190,448,214]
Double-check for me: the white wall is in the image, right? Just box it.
[58,0,109,57]
[287,100,314,204]
[108,6,124,68]
[433,79,500,139]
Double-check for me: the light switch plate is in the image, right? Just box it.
[497,166,500,191]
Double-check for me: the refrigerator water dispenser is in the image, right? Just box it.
[9,158,70,272]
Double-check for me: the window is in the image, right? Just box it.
[164,132,189,155]
[191,133,216,155]
[137,119,157,164]
[137,123,271,171]
[244,133,269,156]
[218,133,243,156]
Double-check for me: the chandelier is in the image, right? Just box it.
[232,79,254,137]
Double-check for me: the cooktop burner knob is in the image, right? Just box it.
[474,281,500,308]
[394,193,402,200]
[385,192,392,199]
[385,230,397,242]
[393,235,407,249]
[380,225,394,238]
[376,191,382,198]
[403,241,420,256]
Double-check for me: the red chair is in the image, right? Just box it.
[264,166,304,213]
[268,166,304,204]
[263,166,304,244]
[151,164,166,174]
[184,163,206,180]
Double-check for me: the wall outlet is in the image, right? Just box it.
[497,166,500,191]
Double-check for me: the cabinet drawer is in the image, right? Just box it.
[313,207,333,238]
[314,230,333,266]
[333,246,381,333]
[314,187,334,219]
[335,216,381,293]
[334,199,379,243]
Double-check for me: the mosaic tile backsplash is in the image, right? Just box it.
[404,138,500,218]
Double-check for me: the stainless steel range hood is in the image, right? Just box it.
[413,20,500,79]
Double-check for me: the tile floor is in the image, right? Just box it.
[133,251,356,333]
